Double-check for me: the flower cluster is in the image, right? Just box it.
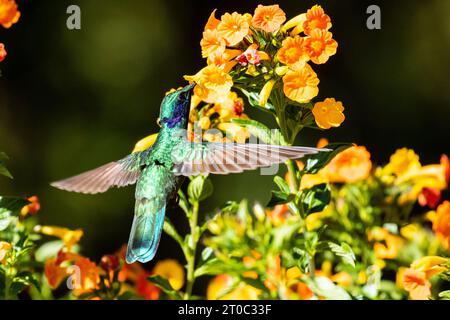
[204,145,450,300]
[184,4,343,146]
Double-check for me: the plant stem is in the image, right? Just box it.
[184,201,199,300]
[286,159,299,193]
[307,253,316,278]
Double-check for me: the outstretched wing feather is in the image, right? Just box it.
[51,153,143,194]
[172,142,325,176]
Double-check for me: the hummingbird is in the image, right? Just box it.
[51,84,324,263]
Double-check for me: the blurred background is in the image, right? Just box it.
[0,0,449,273]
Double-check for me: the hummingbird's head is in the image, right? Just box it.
[159,83,195,129]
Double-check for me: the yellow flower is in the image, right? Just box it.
[368,227,404,260]
[281,13,307,33]
[35,225,83,249]
[207,49,240,73]
[282,63,319,103]
[312,98,345,129]
[323,145,372,183]
[400,223,425,241]
[217,12,249,46]
[251,4,286,33]
[153,259,185,291]
[132,133,158,153]
[0,0,20,28]
[200,29,226,58]
[277,36,309,67]
[303,5,332,36]
[396,266,407,289]
[217,123,250,143]
[207,274,260,300]
[0,241,12,264]
[330,271,353,287]
[185,65,233,104]
[198,116,211,130]
[258,79,276,106]
[411,256,448,278]
[431,201,450,249]
[385,148,421,177]
[304,29,338,64]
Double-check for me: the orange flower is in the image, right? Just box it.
[303,5,331,36]
[277,36,309,67]
[20,195,41,217]
[324,146,372,183]
[304,29,338,64]
[207,49,240,73]
[267,204,290,226]
[185,65,233,104]
[283,63,319,103]
[373,234,404,260]
[204,9,220,31]
[402,268,431,300]
[45,257,69,289]
[0,43,6,62]
[200,29,226,58]
[71,256,101,294]
[136,271,160,300]
[207,274,260,300]
[252,4,286,33]
[312,98,345,129]
[0,0,20,28]
[411,256,448,278]
[432,201,450,249]
[295,282,314,300]
[217,12,249,46]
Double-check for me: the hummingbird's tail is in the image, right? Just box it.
[126,197,166,264]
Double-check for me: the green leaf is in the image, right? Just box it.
[188,175,213,202]
[230,118,286,144]
[147,275,182,299]
[328,242,356,268]
[117,291,135,300]
[301,143,353,174]
[0,196,30,214]
[439,290,450,300]
[194,258,241,277]
[305,276,352,300]
[163,218,184,247]
[274,176,290,194]
[267,190,295,207]
[0,152,13,179]
[201,247,214,262]
[35,240,64,262]
[240,277,268,295]
[300,183,331,215]
[177,190,190,215]
[238,88,276,114]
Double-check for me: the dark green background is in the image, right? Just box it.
[1,0,449,272]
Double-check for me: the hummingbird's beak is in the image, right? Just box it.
[183,82,196,92]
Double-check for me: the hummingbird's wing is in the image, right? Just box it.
[51,151,148,194]
[172,142,326,176]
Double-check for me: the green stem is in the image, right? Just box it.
[307,252,316,278]
[184,201,199,300]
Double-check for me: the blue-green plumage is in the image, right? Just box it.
[51,83,323,264]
